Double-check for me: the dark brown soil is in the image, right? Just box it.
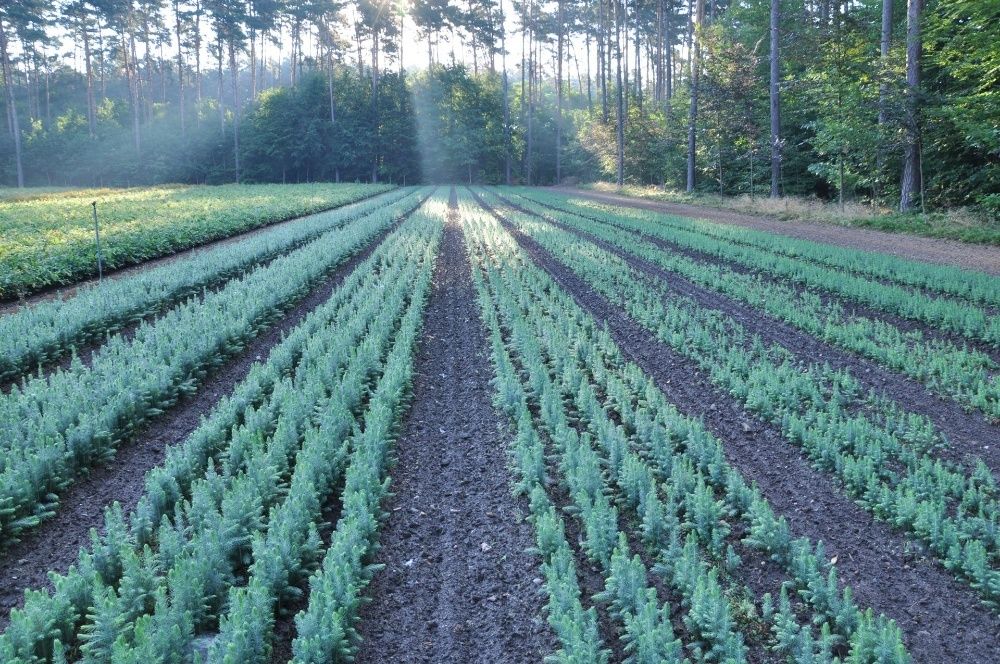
[477,194,1000,664]
[354,206,553,663]
[493,191,1000,474]
[0,213,411,628]
[0,188,398,313]
[559,187,1000,275]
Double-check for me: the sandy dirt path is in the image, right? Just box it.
[558,187,1000,275]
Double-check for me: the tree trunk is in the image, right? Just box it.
[194,0,202,104]
[142,11,154,123]
[501,0,511,184]
[44,50,50,128]
[663,0,673,100]
[615,0,625,186]
[585,30,593,114]
[127,28,142,156]
[899,0,921,211]
[217,36,224,133]
[634,10,641,105]
[769,0,781,198]
[0,20,24,187]
[686,0,704,192]
[250,29,257,99]
[370,32,380,183]
[328,50,336,123]
[98,25,106,98]
[556,0,564,183]
[879,0,892,126]
[526,12,534,185]
[876,0,892,188]
[174,0,186,137]
[82,20,96,137]
[228,38,240,183]
[655,0,663,101]
[159,40,166,102]
[597,0,611,124]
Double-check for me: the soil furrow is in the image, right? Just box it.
[475,192,1000,664]
[557,187,1000,276]
[494,192,1000,472]
[354,207,552,663]
[0,211,413,627]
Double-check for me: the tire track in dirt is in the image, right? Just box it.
[493,190,1000,472]
[473,191,1000,664]
[0,204,422,627]
[355,198,553,663]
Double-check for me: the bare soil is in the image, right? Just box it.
[559,187,1000,276]
[478,193,1000,664]
[491,191,1000,472]
[354,204,553,663]
[5,188,998,663]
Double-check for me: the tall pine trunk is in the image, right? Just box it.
[0,20,24,187]
[526,13,534,185]
[194,0,202,104]
[217,36,224,133]
[686,0,704,192]
[127,28,142,157]
[876,0,892,195]
[370,33,380,183]
[228,38,240,183]
[665,0,672,100]
[174,0,185,137]
[878,0,892,130]
[769,0,781,198]
[899,0,921,211]
[82,20,96,137]
[501,0,511,184]
[556,0,564,183]
[615,0,625,186]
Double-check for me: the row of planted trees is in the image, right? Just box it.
[1,0,997,213]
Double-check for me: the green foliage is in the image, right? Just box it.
[492,186,997,613]
[0,188,411,384]
[0,193,442,661]
[0,182,389,299]
[463,191,908,662]
[0,191,426,550]
[511,189,1000,418]
[411,66,508,184]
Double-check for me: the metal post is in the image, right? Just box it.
[92,201,103,282]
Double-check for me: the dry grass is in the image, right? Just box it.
[583,182,1000,244]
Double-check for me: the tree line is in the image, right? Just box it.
[1,0,996,214]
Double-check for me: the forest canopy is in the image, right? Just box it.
[1,0,997,215]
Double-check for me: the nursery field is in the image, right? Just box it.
[0,183,392,301]
[0,185,998,663]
